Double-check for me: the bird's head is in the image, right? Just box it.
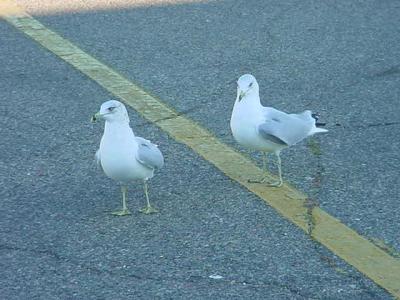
[91,100,129,123]
[237,74,259,102]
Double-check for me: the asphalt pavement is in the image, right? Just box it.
[1,0,399,299]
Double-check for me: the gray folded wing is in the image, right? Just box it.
[95,149,101,166]
[94,149,103,169]
[259,108,315,146]
[135,137,164,169]
[258,122,288,145]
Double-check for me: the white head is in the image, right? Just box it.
[236,74,259,102]
[91,100,130,123]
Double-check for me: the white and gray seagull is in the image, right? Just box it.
[230,74,328,187]
[92,100,164,216]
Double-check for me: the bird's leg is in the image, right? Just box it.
[112,185,131,216]
[266,152,283,187]
[139,180,158,214]
[248,152,283,187]
[248,152,269,183]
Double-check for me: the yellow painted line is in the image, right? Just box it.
[0,0,22,15]
[2,2,400,298]
[8,0,206,15]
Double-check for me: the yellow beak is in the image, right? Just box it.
[91,112,101,123]
[238,91,246,101]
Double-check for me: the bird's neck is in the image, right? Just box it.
[104,121,135,139]
[234,90,262,113]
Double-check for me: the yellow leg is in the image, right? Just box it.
[139,180,158,214]
[248,152,269,183]
[248,152,283,187]
[112,185,131,216]
[268,152,283,187]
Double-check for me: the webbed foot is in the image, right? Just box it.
[248,177,283,187]
[139,205,158,214]
[111,209,131,216]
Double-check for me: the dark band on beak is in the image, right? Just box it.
[91,112,102,123]
[238,91,246,101]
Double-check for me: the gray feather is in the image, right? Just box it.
[135,137,164,169]
[258,123,288,146]
[94,149,104,172]
[260,108,315,145]
[95,149,101,167]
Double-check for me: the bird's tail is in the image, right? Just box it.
[311,113,328,128]
[308,113,328,134]
[310,127,328,134]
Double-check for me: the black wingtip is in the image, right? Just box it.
[312,113,327,127]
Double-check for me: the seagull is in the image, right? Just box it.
[230,74,328,187]
[92,100,164,216]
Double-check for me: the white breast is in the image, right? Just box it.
[99,123,153,182]
[230,101,286,153]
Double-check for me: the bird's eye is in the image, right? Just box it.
[249,82,253,87]
[108,107,115,112]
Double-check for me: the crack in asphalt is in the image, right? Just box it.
[333,121,400,130]
[303,139,387,299]
[0,243,318,297]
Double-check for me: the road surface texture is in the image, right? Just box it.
[1,0,399,299]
